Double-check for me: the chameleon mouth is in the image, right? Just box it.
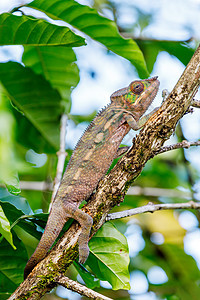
[148,76,158,81]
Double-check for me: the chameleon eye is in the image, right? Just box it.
[130,81,144,94]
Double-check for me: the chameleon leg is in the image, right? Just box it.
[65,203,93,264]
[125,108,158,130]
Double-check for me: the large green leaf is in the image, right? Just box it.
[87,222,130,290]
[0,205,16,249]
[0,62,63,150]
[13,108,57,153]
[0,13,85,47]
[26,0,148,77]
[22,46,79,107]
[0,85,21,194]
[0,232,27,295]
[137,40,195,73]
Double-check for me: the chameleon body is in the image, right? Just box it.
[24,77,160,278]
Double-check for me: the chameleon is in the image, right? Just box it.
[24,76,160,278]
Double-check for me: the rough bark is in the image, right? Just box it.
[9,44,200,300]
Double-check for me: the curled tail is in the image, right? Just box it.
[24,204,66,278]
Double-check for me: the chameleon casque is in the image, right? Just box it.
[24,76,160,278]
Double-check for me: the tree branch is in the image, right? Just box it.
[55,275,112,300]
[155,140,200,155]
[106,201,200,221]
[9,45,200,300]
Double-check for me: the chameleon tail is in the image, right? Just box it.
[24,204,66,279]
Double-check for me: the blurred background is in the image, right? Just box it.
[1,0,200,299]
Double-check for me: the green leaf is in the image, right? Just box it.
[0,204,16,249]
[74,262,100,289]
[0,13,85,47]
[27,0,148,77]
[13,108,57,153]
[87,222,130,290]
[0,232,27,294]
[159,41,195,66]
[0,85,21,191]
[137,40,195,73]
[0,200,41,241]
[5,172,21,196]
[0,61,63,151]
[0,188,43,241]
[0,188,31,215]
[22,46,79,107]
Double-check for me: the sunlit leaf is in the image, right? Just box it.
[0,232,27,294]
[137,40,195,73]
[22,46,79,108]
[0,86,21,195]
[0,205,16,249]
[5,173,21,196]
[27,0,148,77]
[0,61,63,150]
[0,13,85,47]
[87,222,130,290]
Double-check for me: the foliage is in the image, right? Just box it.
[0,0,199,299]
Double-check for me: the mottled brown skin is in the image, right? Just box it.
[24,77,160,278]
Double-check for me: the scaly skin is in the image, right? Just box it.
[24,77,160,278]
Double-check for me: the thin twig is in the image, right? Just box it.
[55,275,113,300]
[49,114,68,210]
[155,140,200,155]
[106,201,200,221]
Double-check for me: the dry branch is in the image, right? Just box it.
[9,45,200,300]
[106,201,200,221]
[55,275,112,300]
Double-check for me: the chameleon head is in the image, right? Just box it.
[110,76,160,114]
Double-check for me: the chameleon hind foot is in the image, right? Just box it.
[64,203,93,264]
